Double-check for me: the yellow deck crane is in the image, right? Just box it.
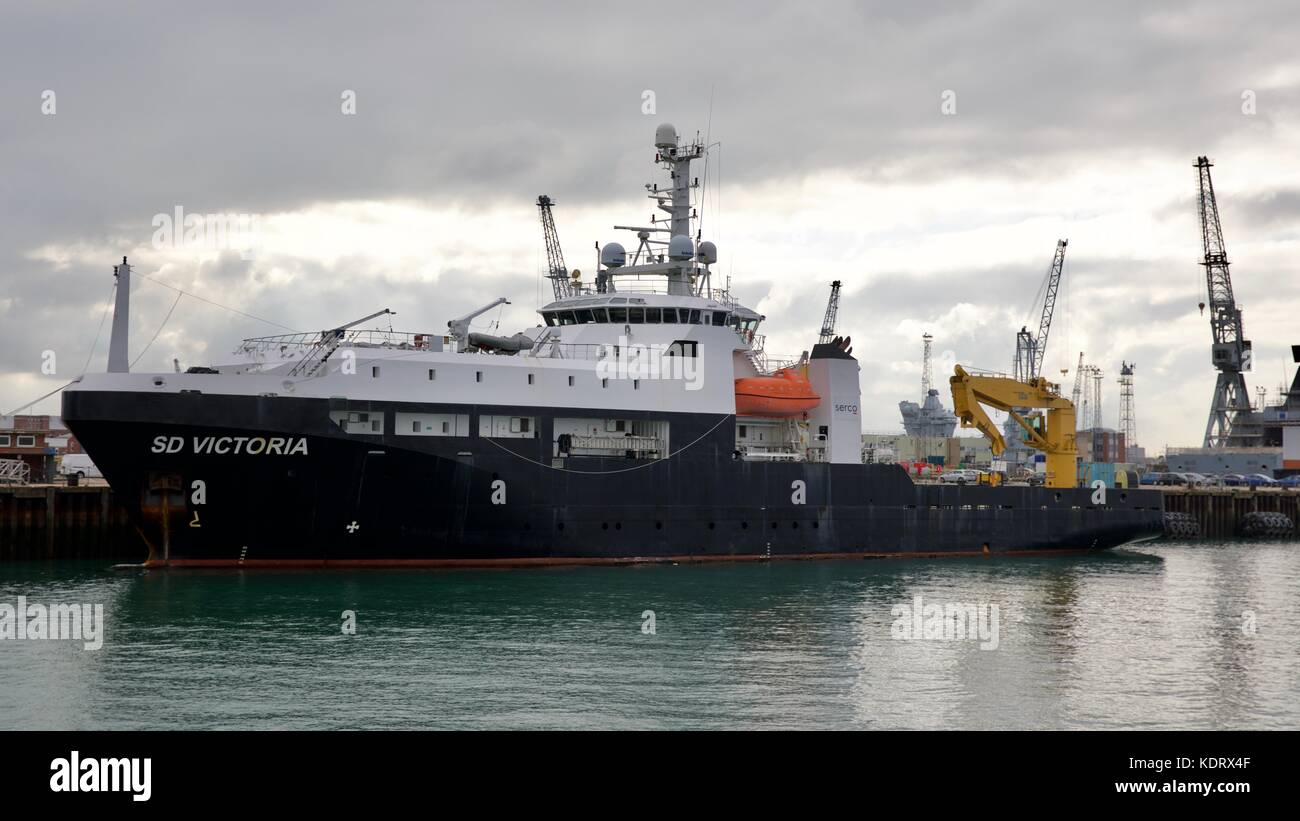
[949,365,1078,488]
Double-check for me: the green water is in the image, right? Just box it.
[0,541,1297,729]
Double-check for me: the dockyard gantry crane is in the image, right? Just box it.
[1071,352,1086,415]
[950,365,1078,488]
[1013,239,1068,383]
[537,194,572,301]
[818,280,843,344]
[1195,157,1258,447]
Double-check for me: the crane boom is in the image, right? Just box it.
[1014,239,1067,382]
[818,280,842,344]
[950,365,1078,488]
[537,195,571,301]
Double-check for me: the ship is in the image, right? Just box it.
[61,123,1165,567]
[899,390,958,438]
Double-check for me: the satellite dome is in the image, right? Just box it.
[600,242,626,268]
[696,240,718,265]
[667,235,694,261]
[654,123,677,149]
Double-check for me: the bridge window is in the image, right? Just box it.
[662,309,679,323]
[711,311,727,326]
[608,307,627,323]
[645,308,661,323]
[575,309,595,324]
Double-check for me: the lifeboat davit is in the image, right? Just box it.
[734,367,821,417]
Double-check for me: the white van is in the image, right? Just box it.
[59,453,102,480]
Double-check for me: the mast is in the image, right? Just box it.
[107,257,131,373]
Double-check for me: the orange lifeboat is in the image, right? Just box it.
[734,367,821,417]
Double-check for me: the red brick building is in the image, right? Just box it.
[0,415,84,483]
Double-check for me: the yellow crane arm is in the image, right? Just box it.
[948,365,1078,488]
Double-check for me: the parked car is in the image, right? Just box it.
[939,469,983,485]
[1156,473,1190,487]
[1222,473,1249,487]
[1179,472,1215,487]
[1244,473,1278,488]
[1139,472,1164,486]
[1278,474,1300,488]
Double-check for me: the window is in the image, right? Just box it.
[527,373,535,386]
[371,366,381,378]
[475,371,483,383]
[601,378,609,388]
[428,369,436,381]
[479,415,537,439]
[557,311,577,325]
[568,375,575,387]
[628,308,644,323]
[591,308,608,323]
[633,380,640,390]
[711,312,727,327]
[16,435,34,447]
[608,307,627,323]
[645,308,661,323]
[662,309,679,323]
[575,309,595,324]
[688,310,701,324]
[666,340,698,358]
[0,435,9,447]
[396,412,468,437]
[543,313,557,327]
[738,425,747,438]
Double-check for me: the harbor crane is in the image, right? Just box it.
[1195,157,1257,447]
[1013,239,1068,383]
[537,195,573,301]
[950,365,1078,488]
[1002,240,1067,466]
[818,280,843,344]
[1070,352,1086,415]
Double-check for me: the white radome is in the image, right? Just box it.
[600,242,626,268]
[668,234,694,261]
[654,122,677,149]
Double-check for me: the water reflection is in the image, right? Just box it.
[0,543,1296,729]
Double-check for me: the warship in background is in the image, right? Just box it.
[898,334,957,438]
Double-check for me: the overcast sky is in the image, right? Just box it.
[3,0,1299,448]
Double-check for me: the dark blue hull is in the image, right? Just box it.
[62,390,1165,566]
